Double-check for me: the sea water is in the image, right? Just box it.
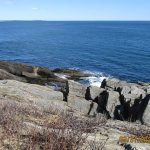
[0,21,150,85]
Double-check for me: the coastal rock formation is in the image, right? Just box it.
[68,95,98,116]
[147,86,150,94]
[66,80,98,115]
[0,69,27,82]
[106,78,150,125]
[0,62,150,123]
[0,80,64,108]
[130,85,146,98]
[0,61,150,149]
[106,78,121,89]
[142,95,150,126]
[106,90,120,118]
[0,61,90,85]
[65,79,150,126]
[67,80,87,98]
[85,86,105,100]
[52,68,90,80]
[0,61,33,75]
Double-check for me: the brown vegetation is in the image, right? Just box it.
[0,100,107,150]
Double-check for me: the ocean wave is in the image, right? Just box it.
[55,69,110,87]
[54,73,70,79]
[80,71,111,87]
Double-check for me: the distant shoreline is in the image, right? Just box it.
[1,20,150,22]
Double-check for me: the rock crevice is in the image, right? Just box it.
[0,61,150,126]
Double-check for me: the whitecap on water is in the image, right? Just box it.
[80,71,110,87]
[54,73,70,79]
[55,70,110,88]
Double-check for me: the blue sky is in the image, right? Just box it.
[0,0,150,20]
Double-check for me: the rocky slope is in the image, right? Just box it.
[0,61,150,150]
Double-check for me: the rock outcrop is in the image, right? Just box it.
[67,80,87,98]
[0,61,33,75]
[106,90,120,118]
[68,95,98,116]
[0,61,150,126]
[0,61,150,149]
[0,80,64,109]
[66,80,97,116]
[0,61,90,84]
[52,68,90,80]
[85,86,105,100]
[106,78,150,125]
[142,94,150,126]
[0,69,27,82]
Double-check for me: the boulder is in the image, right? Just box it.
[121,86,131,95]
[123,93,138,102]
[130,94,150,125]
[106,78,145,98]
[85,86,105,100]
[67,81,98,116]
[106,78,128,89]
[147,86,150,94]
[106,91,120,117]
[68,95,98,116]
[106,78,120,89]
[121,86,146,107]
[68,80,87,98]
[130,85,146,98]
[142,94,150,126]
[0,80,64,108]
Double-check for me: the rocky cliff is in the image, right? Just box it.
[0,61,149,150]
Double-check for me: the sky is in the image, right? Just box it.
[0,0,150,21]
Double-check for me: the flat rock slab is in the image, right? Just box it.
[68,80,87,98]
[107,90,120,117]
[0,80,64,108]
[86,86,105,100]
[68,95,98,116]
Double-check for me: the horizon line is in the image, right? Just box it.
[0,20,150,22]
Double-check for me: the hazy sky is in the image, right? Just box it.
[0,0,150,20]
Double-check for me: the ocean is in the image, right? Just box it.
[0,21,150,84]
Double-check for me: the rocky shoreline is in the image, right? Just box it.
[0,61,150,149]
